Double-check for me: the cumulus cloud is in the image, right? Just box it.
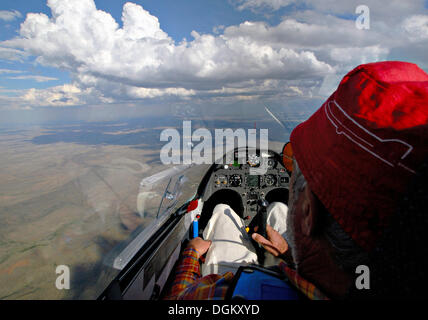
[221,16,394,80]
[128,87,196,99]
[0,10,22,22]
[1,0,332,106]
[233,0,427,33]
[21,83,114,107]
[8,0,330,85]
[23,84,81,106]
[233,0,424,16]
[402,15,428,41]
[329,46,390,64]
[0,0,427,109]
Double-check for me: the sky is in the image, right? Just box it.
[0,0,427,125]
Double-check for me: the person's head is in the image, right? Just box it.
[285,61,428,299]
[285,157,369,298]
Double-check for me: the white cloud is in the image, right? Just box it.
[1,0,332,107]
[329,46,390,64]
[0,47,28,61]
[233,0,425,15]
[233,0,295,11]
[0,0,427,108]
[0,10,22,22]
[21,83,107,107]
[0,82,112,110]
[23,84,80,107]
[223,17,383,50]
[7,75,59,82]
[303,0,425,19]
[221,17,393,79]
[0,69,24,75]
[128,87,196,99]
[402,15,428,41]
[213,25,225,34]
[234,0,427,29]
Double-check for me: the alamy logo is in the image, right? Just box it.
[55,265,70,290]
[355,265,370,290]
[356,5,370,30]
[160,121,270,174]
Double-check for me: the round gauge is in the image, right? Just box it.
[265,174,277,187]
[229,174,242,187]
[215,175,228,187]
[247,154,261,167]
[267,158,276,170]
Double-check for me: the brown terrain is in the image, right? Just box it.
[0,121,287,300]
[0,126,173,299]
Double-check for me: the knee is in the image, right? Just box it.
[269,202,288,212]
[213,203,232,214]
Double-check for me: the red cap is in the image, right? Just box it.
[290,61,428,251]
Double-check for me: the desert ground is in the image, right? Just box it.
[0,117,290,299]
[0,124,178,299]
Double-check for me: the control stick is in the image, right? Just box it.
[257,198,269,239]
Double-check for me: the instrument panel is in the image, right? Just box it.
[208,150,290,226]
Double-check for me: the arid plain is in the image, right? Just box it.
[0,117,290,299]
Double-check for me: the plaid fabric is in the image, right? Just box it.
[165,247,330,300]
[278,261,329,300]
[164,248,234,300]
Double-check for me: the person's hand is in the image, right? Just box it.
[252,225,288,257]
[187,237,212,259]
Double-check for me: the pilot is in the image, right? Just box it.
[165,61,428,300]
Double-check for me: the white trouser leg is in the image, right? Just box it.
[201,202,289,276]
[201,204,258,276]
[264,202,289,267]
[266,202,289,240]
